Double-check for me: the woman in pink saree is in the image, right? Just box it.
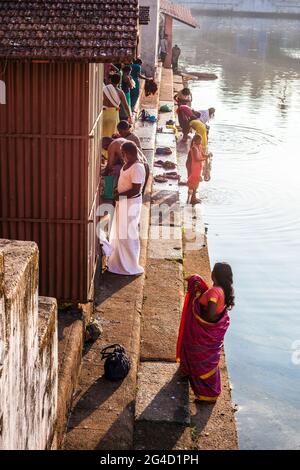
[176,263,235,402]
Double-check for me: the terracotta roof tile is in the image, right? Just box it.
[160,0,198,28]
[0,0,139,62]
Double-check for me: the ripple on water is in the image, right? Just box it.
[210,123,280,157]
[199,179,300,244]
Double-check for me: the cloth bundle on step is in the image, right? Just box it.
[160,104,172,113]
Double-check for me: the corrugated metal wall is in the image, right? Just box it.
[0,61,103,302]
[87,63,103,297]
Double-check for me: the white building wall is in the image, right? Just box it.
[140,0,161,75]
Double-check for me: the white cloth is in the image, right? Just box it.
[108,162,146,275]
[99,229,113,257]
[199,109,209,124]
[117,162,145,194]
[103,84,121,108]
[108,196,144,275]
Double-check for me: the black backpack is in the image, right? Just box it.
[100,344,131,381]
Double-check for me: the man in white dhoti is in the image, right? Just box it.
[108,142,146,275]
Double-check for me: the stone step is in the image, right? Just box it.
[134,362,191,450]
[156,132,177,149]
[57,307,85,447]
[140,259,183,362]
[136,363,190,424]
[135,125,156,150]
[148,225,183,260]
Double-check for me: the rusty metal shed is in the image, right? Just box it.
[0,0,139,302]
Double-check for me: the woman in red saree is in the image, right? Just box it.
[176,263,235,402]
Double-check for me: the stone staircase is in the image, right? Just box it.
[62,67,238,451]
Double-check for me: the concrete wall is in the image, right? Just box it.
[0,239,58,450]
[140,0,161,75]
[183,0,300,15]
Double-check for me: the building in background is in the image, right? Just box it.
[139,0,161,76]
[0,1,139,302]
[160,0,198,68]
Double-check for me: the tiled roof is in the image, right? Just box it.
[0,0,139,62]
[160,0,198,28]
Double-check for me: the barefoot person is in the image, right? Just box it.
[186,135,207,205]
[108,142,146,275]
[176,263,235,402]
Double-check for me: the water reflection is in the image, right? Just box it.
[175,15,300,450]
[176,15,300,101]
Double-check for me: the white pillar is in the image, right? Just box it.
[139,0,160,76]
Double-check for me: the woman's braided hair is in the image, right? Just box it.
[213,262,235,310]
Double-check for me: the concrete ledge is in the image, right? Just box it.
[0,239,38,303]
[38,297,57,350]
[0,239,58,450]
[140,259,183,362]
[134,363,191,450]
[38,297,58,450]
[156,133,176,149]
[134,422,192,450]
[136,363,190,424]
[148,226,183,260]
[57,310,84,448]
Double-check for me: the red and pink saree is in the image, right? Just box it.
[176,275,230,402]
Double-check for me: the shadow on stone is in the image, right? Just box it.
[134,365,191,450]
[65,399,136,450]
[94,268,142,307]
[67,376,123,430]
[191,401,215,438]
